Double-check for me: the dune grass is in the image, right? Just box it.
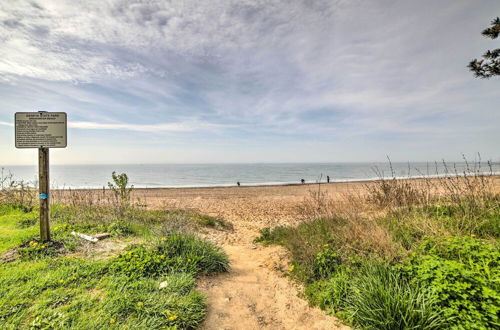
[256,168,500,329]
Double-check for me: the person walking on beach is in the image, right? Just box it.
[301,179,305,184]
[327,175,330,183]
[237,181,240,186]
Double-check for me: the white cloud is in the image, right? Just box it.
[68,120,231,132]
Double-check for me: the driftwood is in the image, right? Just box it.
[71,232,112,242]
[71,231,98,242]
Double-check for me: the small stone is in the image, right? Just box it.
[224,297,231,302]
[159,281,168,289]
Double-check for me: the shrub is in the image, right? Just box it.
[347,263,448,329]
[312,244,341,279]
[109,232,229,278]
[108,171,134,217]
[305,267,352,312]
[401,236,500,329]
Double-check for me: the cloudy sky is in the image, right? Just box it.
[0,0,499,165]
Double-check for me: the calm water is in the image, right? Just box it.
[1,162,499,189]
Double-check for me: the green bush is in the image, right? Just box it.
[109,232,229,278]
[347,263,448,330]
[305,267,351,312]
[401,236,500,329]
[312,244,342,279]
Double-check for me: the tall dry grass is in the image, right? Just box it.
[289,158,499,261]
[0,168,36,212]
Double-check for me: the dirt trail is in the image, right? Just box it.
[132,184,352,329]
[198,243,347,330]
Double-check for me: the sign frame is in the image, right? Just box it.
[15,111,68,149]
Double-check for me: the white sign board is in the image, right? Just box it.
[15,112,67,148]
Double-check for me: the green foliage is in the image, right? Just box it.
[257,198,500,329]
[109,232,229,278]
[16,216,37,229]
[108,171,133,204]
[469,17,500,78]
[312,244,341,279]
[422,203,500,238]
[305,267,351,312]
[254,218,346,265]
[401,236,500,329]
[18,239,63,260]
[305,263,448,329]
[0,258,206,329]
[0,205,38,254]
[381,199,500,251]
[347,263,448,330]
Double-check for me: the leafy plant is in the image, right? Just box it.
[305,266,352,312]
[312,244,341,279]
[401,236,500,329]
[108,171,133,216]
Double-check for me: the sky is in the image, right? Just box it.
[0,0,499,165]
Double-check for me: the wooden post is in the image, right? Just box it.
[39,147,50,241]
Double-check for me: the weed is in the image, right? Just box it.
[18,239,64,260]
[109,232,229,278]
[401,236,500,329]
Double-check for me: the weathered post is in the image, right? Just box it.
[39,147,50,241]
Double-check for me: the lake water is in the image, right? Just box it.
[1,162,499,189]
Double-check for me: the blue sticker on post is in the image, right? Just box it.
[39,193,48,199]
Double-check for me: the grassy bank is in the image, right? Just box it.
[0,173,230,329]
[256,169,500,329]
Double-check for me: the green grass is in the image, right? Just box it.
[0,205,38,254]
[0,203,229,329]
[0,258,207,329]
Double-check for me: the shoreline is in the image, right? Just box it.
[53,173,500,191]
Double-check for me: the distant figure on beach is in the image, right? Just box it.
[301,179,305,184]
[237,181,240,186]
[327,175,330,183]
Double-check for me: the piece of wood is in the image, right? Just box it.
[71,231,98,243]
[39,147,50,242]
[94,233,112,240]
